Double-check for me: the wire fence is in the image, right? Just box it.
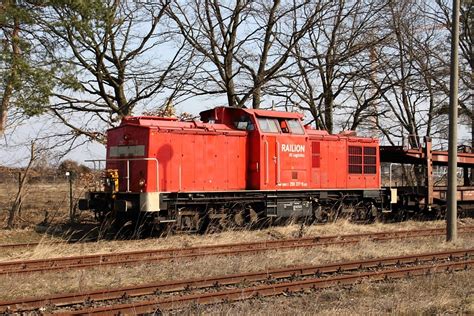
[0,168,102,226]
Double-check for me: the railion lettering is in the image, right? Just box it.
[281,144,305,153]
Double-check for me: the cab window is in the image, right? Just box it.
[287,119,305,134]
[234,115,255,131]
[257,117,280,133]
[280,120,289,133]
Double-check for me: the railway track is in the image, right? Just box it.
[1,225,472,252]
[1,248,472,314]
[0,226,473,276]
[0,241,65,250]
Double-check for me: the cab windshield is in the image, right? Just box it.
[257,117,305,135]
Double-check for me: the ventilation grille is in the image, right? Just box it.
[349,146,377,175]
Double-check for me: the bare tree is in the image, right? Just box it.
[372,0,449,148]
[269,0,388,133]
[427,0,473,146]
[166,0,248,107]
[34,0,192,144]
[6,142,36,228]
[167,0,328,109]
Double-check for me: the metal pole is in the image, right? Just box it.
[126,160,130,192]
[389,163,393,188]
[69,171,74,221]
[447,0,460,242]
[18,172,22,215]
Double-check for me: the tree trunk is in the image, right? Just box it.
[226,76,237,107]
[324,92,334,133]
[0,83,13,134]
[0,13,20,135]
[252,87,261,109]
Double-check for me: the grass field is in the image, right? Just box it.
[0,181,91,229]
[0,182,472,314]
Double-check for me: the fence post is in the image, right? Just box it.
[17,172,22,215]
[66,171,74,221]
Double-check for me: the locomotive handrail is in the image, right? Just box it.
[85,158,159,192]
[276,140,281,184]
[264,140,269,185]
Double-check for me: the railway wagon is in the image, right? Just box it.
[79,106,383,231]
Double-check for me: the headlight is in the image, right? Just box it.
[139,178,146,188]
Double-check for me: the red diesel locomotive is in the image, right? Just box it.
[79,106,382,231]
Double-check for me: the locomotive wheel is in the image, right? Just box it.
[351,202,376,223]
[96,211,115,239]
[245,208,259,227]
[230,203,246,228]
[205,213,228,234]
[157,222,177,237]
[313,205,324,223]
[106,213,134,238]
[176,210,201,233]
[233,211,245,227]
[204,220,223,234]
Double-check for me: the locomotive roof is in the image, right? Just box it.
[200,106,303,120]
[119,106,303,128]
[116,106,376,142]
[242,108,303,119]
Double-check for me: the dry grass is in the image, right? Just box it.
[0,181,90,228]
[1,218,473,262]
[0,182,69,211]
[0,191,472,314]
[193,270,474,315]
[0,231,472,301]
[1,180,472,313]
[0,229,47,245]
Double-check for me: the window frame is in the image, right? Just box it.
[287,119,305,135]
[257,117,280,133]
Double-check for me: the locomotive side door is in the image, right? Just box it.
[255,117,279,189]
[274,118,308,189]
[254,116,308,190]
[252,116,280,190]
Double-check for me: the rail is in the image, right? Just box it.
[0,226,473,275]
[85,158,159,192]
